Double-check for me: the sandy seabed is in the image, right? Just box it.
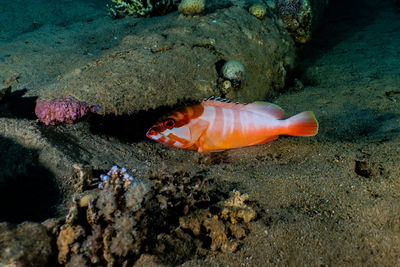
[1,0,400,266]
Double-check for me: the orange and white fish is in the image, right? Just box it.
[146,98,318,152]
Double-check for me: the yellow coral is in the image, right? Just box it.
[178,0,205,16]
[223,191,249,208]
[220,191,256,224]
[57,225,85,264]
[249,4,267,20]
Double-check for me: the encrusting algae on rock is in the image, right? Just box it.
[56,166,258,265]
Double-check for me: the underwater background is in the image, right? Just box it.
[1,0,400,265]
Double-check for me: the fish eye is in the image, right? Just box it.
[163,118,176,129]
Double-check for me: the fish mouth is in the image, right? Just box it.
[146,129,155,139]
[146,128,165,141]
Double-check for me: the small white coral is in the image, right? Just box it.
[222,60,246,81]
[97,166,150,217]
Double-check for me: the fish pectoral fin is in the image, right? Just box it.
[197,134,206,153]
[248,135,278,146]
[189,120,209,141]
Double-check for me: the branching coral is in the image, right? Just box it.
[108,0,178,17]
[109,0,153,17]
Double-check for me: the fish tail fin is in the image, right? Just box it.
[285,111,318,136]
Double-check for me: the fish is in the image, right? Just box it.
[146,97,318,153]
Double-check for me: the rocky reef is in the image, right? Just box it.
[36,4,296,115]
[35,0,328,115]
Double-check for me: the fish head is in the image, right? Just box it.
[146,105,204,149]
[146,114,193,149]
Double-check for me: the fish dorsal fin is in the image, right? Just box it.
[245,101,284,119]
[202,97,247,109]
[202,97,284,119]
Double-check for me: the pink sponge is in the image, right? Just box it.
[35,96,99,125]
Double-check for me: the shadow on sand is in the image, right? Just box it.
[0,136,60,223]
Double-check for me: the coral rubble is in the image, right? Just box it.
[220,191,257,224]
[57,166,150,266]
[180,191,256,253]
[56,166,257,265]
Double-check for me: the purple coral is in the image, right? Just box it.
[35,96,99,125]
[98,166,137,190]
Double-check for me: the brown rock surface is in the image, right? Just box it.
[37,6,295,115]
[0,222,53,266]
